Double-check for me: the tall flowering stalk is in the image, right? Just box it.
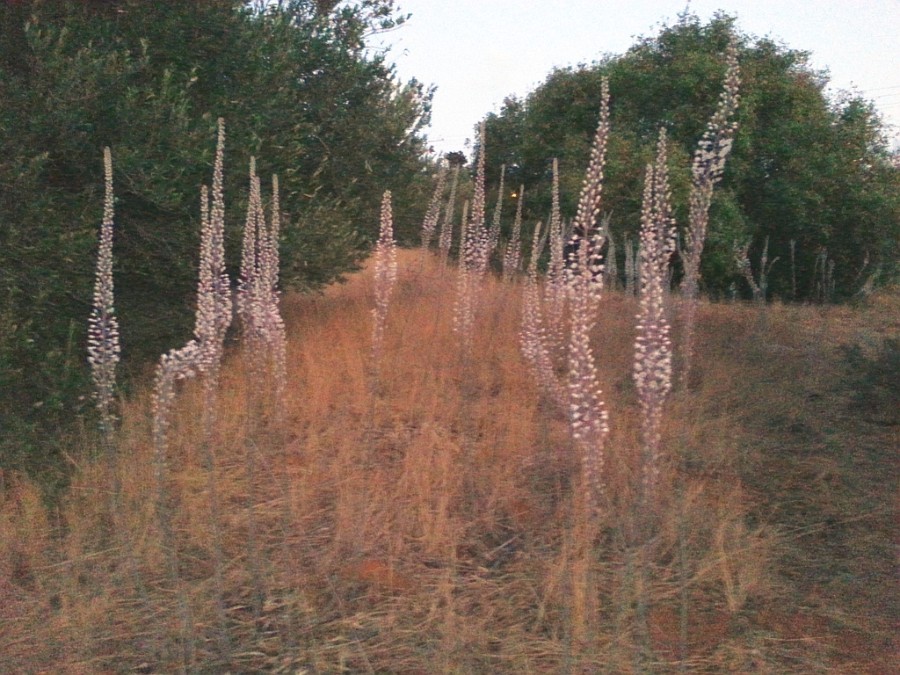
[458,199,469,253]
[631,132,679,654]
[237,159,287,400]
[634,129,676,499]
[527,220,546,275]
[235,159,288,614]
[565,80,611,303]
[520,80,611,514]
[521,219,568,407]
[196,120,232,411]
[453,123,487,351]
[88,147,120,444]
[438,164,460,263]
[681,38,741,385]
[193,118,233,658]
[420,160,447,250]
[468,123,490,278]
[150,339,202,666]
[372,190,397,376]
[151,120,233,667]
[502,185,525,280]
[153,119,233,516]
[565,77,611,515]
[487,163,506,254]
[544,158,568,355]
[452,197,474,350]
[264,175,287,404]
[152,344,203,476]
[237,157,263,333]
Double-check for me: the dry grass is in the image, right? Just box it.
[1,251,896,673]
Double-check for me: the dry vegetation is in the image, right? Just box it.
[2,249,896,673]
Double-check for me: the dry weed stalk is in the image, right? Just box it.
[680,38,741,385]
[605,233,618,290]
[735,235,778,303]
[624,234,636,296]
[789,238,797,300]
[488,163,506,254]
[502,185,525,280]
[438,164,460,262]
[87,147,120,445]
[459,199,469,252]
[420,160,447,250]
[812,247,836,302]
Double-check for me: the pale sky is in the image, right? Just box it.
[374,0,900,155]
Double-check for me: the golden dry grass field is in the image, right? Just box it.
[1,249,897,673]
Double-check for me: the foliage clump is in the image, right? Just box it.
[0,0,431,481]
[482,12,898,303]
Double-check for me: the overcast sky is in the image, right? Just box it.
[374,0,900,155]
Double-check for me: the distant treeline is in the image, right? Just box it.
[480,12,899,302]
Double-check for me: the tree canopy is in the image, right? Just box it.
[0,0,432,482]
[482,12,899,301]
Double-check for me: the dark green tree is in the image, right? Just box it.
[0,0,432,484]
[482,12,898,300]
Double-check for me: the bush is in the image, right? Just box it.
[0,0,431,482]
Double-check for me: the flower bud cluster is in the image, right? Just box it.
[153,119,233,459]
[544,158,568,354]
[565,78,610,310]
[195,119,232,377]
[634,129,676,495]
[420,161,447,250]
[87,147,121,439]
[237,159,288,399]
[372,190,397,368]
[453,123,488,350]
[464,123,491,277]
[565,77,611,515]
[682,37,741,300]
[681,38,741,385]
[520,221,568,409]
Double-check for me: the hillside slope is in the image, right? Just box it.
[1,251,896,672]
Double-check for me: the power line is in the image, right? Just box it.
[860,84,900,93]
